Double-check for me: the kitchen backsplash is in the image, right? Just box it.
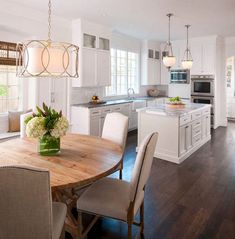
[71,85,168,104]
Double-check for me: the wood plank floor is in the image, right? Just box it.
[68,123,235,239]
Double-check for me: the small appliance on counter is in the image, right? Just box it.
[191,75,214,127]
[170,69,190,84]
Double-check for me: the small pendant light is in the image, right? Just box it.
[163,13,176,70]
[182,25,193,70]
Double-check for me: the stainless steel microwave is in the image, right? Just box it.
[191,75,214,96]
[170,69,190,84]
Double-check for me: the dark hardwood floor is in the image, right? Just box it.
[68,124,235,239]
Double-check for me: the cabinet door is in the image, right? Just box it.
[147,59,155,85]
[130,111,138,129]
[154,60,161,85]
[179,126,187,155]
[190,43,202,75]
[120,104,130,117]
[90,116,101,136]
[185,124,192,150]
[81,48,97,87]
[160,62,170,85]
[202,44,215,74]
[97,50,111,86]
[205,114,211,137]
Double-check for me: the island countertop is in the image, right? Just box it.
[137,103,211,117]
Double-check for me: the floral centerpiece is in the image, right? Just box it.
[25,103,69,156]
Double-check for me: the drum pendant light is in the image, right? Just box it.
[163,13,176,70]
[182,25,193,69]
[16,0,79,78]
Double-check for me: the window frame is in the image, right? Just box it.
[106,48,140,97]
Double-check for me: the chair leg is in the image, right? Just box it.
[77,211,83,239]
[119,169,123,180]
[140,201,144,235]
[59,225,65,239]
[128,222,132,239]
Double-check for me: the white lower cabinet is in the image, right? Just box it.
[179,111,210,157]
[179,123,192,156]
[201,114,210,139]
[90,116,102,137]
[71,102,136,136]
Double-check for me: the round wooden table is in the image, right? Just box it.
[0,133,123,238]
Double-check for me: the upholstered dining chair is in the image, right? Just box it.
[0,166,67,239]
[101,112,129,179]
[77,132,158,239]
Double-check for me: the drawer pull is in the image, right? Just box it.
[196,130,200,134]
[92,112,99,114]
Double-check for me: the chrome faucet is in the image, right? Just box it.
[127,88,135,99]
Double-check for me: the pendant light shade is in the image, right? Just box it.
[181,25,193,70]
[16,0,79,78]
[163,13,176,70]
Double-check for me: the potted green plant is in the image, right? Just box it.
[25,103,69,156]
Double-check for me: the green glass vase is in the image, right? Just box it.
[38,135,60,156]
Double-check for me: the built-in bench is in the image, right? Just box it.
[0,113,20,140]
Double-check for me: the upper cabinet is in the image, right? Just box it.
[141,40,161,86]
[190,39,216,75]
[72,19,111,87]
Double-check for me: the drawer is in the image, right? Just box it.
[112,105,122,112]
[202,107,210,115]
[192,119,201,129]
[102,107,112,115]
[90,109,101,117]
[180,114,191,126]
[192,111,202,121]
[192,125,201,137]
[193,133,201,145]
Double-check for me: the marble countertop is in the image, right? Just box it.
[71,96,168,108]
[137,103,211,117]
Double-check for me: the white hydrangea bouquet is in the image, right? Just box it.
[25,103,69,156]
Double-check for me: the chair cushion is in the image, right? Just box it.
[77,177,131,221]
[52,202,67,239]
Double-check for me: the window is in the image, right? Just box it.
[106,49,139,96]
[0,41,21,113]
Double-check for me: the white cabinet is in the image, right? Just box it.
[202,114,210,139]
[97,50,111,86]
[138,105,211,164]
[81,48,96,87]
[90,116,102,136]
[179,124,192,156]
[190,41,215,75]
[141,40,161,86]
[72,19,111,87]
[147,100,156,107]
[71,103,133,137]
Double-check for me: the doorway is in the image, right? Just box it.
[226,56,235,120]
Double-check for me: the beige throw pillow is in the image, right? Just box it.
[8,111,23,132]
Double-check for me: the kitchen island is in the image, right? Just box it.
[137,103,211,164]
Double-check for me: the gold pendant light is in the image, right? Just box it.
[16,0,79,78]
[182,25,193,69]
[163,13,176,70]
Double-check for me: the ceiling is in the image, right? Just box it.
[4,0,235,41]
